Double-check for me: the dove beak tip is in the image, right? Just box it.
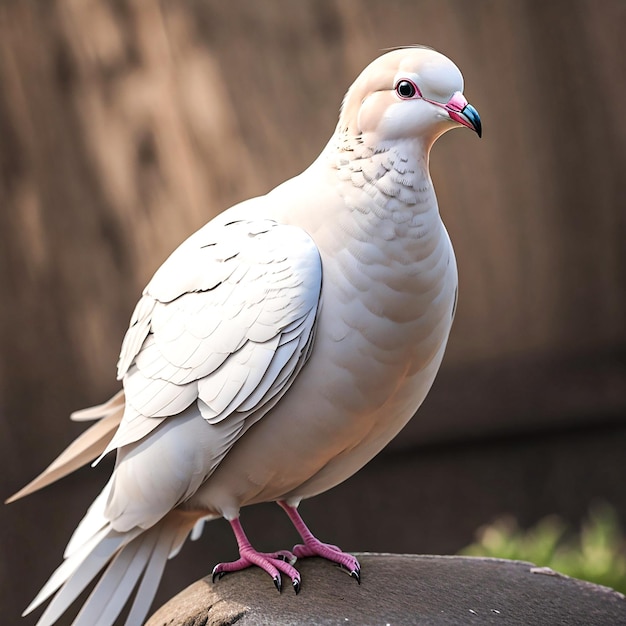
[460,103,482,138]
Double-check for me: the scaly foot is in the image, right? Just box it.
[278,501,361,582]
[213,518,301,593]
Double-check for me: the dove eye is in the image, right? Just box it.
[395,79,420,99]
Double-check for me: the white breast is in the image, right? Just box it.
[191,144,457,515]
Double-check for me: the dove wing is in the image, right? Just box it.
[101,216,322,460]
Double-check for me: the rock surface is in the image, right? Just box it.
[146,553,626,625]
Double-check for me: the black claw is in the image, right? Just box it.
[350,569,361,584]
[212,570,225,584]
[293,578,301,594]
[273,574,282,593]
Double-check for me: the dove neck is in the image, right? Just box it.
[326,132,433,195]
[298,134,445,262]
[268,133,444,260]
[326,133,438,215]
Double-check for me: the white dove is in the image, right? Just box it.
[8,46,481,626]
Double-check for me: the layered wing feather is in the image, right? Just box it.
[102,217,322,458]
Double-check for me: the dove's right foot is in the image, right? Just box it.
[278,501,361,582]
[214,518,301,593]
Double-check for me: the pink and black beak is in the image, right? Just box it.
[446,91,482,138]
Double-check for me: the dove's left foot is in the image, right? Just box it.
[214,518,301,593]
[278,500,361,583]
[291,537,361,583]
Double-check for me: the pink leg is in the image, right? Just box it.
[213,518,301,592]
[278,501,361,583]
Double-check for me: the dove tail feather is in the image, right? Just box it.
[123,516,186,626]
[64,479,114,558]
[70,390,125,422]
[6,398,124,504]
[27,510,199,626]
[71,529,160,626]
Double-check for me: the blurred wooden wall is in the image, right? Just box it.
[1,1,625,624]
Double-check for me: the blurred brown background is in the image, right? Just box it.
[1,1,625,624]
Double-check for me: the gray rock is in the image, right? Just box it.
[146,554,626,625]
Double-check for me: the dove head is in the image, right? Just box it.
[338,47,481,147]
